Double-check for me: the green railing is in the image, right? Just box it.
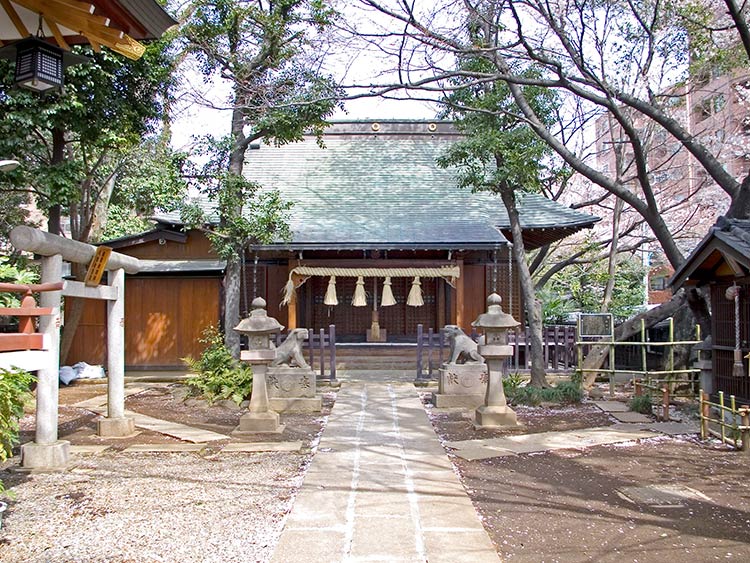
[700,390,750,452]
[577,316,702,397]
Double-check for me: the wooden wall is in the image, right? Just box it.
[119,231,216,260]
[67,276,221,369]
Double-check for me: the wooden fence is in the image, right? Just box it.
[0,281,63,371]
[416,324,577,380]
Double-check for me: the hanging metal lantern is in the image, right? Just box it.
[14,37,64,92]
[0,37,88,93]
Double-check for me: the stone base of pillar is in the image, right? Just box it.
[21,440,70,470]
[269,396,322,413]
[473,405,519,429]
[232,411,284,435]
[432,392,485,408]
[97,416,136,438]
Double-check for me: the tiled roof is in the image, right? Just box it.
[156,120,599,249]
[670,216,750,287]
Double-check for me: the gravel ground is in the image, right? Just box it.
[0,451,309,563]
[1,382,333,563]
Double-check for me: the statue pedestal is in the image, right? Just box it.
[267,366,322,413]
[233,411,284,435]
[431,363,488,408]
[473,405,518,428]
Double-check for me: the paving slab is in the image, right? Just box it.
[69,445,111,455]
[610,411,654,423]
[122,444,206,453]
[593,400,630,412]
[72,383,155,409]
[271,383,500,563]
[645,421,699,435]
[448,426,655,461]
[617,484,711,507]
[123,410,228,443]
[221,441,303,452]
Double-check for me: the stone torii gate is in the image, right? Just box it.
[10,226,143,470]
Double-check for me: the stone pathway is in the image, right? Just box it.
[446,403,700,461]
[271,383,500,563]
[446,426,656,461]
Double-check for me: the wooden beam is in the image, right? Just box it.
[0,306,54,316]
[11,0,145,60]
[83,34,101,52]
[13,0,107,26]
[0,0,31,37]
[0,333,45,352]
[45,18,70,50]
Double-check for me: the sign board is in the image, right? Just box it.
[84,246,112,287]
[578,313,613,338]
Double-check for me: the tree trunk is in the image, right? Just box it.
[222,103,247,359]
[224,255,242,356]
[59,173,118,364]
[499,185,549,388]
[47,128,66,235]
[601,197,624,313]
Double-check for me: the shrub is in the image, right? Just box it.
[0,367,35,495]
[629,394,653,415]
[183,327,253,405]
[505,379,583,406]
[555,380,584,404]
[502,372,525,395]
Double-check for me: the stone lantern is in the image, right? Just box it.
[471,293,520,428]
[233,297,284,434]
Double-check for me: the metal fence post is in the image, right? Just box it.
[427,327,434,377]
[329,324,337,382]
[416,324,423,379]
[308,327,315,374]
[319,328,325,380]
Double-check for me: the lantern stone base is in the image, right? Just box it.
[473,405,519,429]
[232,411,284,435]
[97,416,136,438]
[21,440,70,470]
[432,363,487,408]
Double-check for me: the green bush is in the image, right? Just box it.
[183,327,253,405]
[555,380,584,404]
[629,394,653,415]
[502,372,525,395]
[0,367,35,495]
[505,379,583,406]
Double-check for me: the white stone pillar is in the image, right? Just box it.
[107,268,125,419]
[21,254,69,469]
[98,268,134,437]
